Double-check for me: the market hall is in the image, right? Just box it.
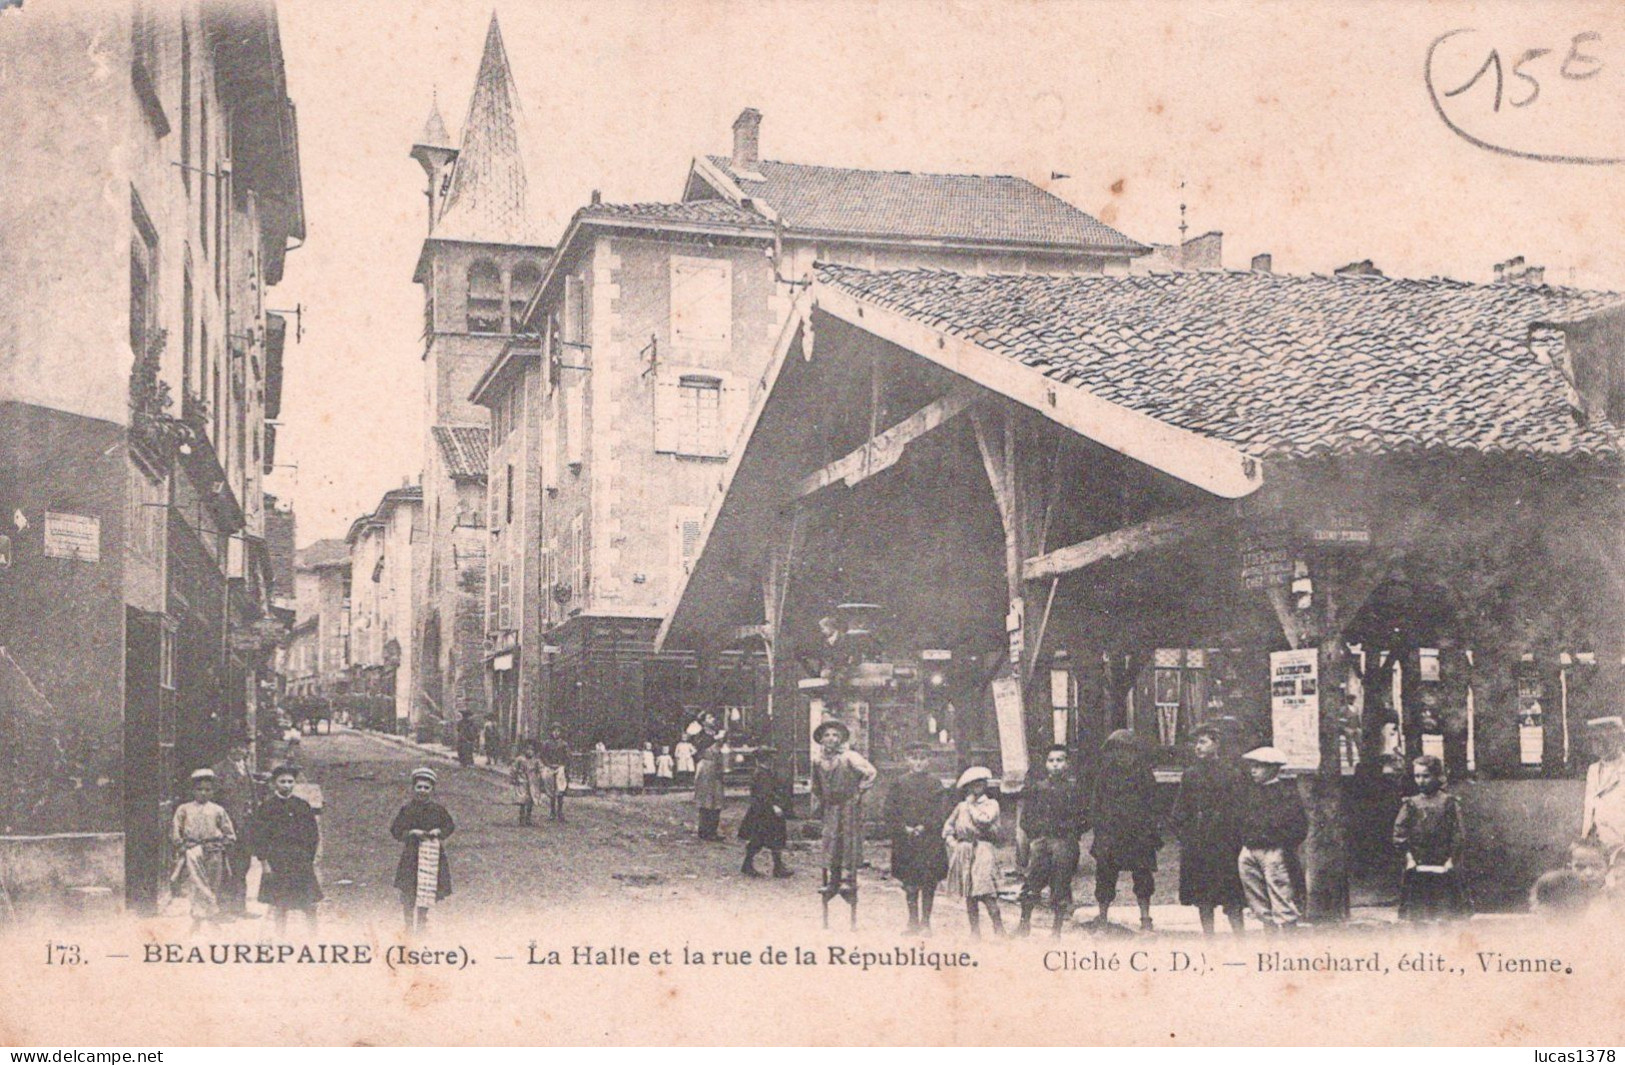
[658,261,1625,918]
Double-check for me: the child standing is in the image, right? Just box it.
[510,741,540,826]
[1173,721,1249,935]
[539,726,570,823]
[391,767,455,933]
[885,743,950,934]
[1017,745,1087,937]
[642,742,658,792]
[1088,729,1161,932]
[248,764,323,935]
[655,746,676,792]
[674,737,697,788]
[170,768,237,932]
[811,719,878,928]
[693,736,727,841]
[1238,746,1308,931]
[738,748,794,878]
[943,766,1005,938]
[1393,754,1471,921]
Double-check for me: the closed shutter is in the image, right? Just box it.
[670,257,731,349]
[565,381,585,467]
[498,561,512,631]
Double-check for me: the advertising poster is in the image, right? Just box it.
[1270,648,1321,772]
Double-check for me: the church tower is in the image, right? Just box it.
[409,14,551,738]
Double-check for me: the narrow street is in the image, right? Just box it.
[302,729,823,926]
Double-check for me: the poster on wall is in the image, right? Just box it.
[1269,648,1321,772]
[990,673,1028,791]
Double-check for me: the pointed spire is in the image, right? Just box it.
[417,88,452,149]
[432,14,540,245]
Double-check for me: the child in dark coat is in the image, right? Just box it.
[248,764,323,935]
[738,748,794,878]
[885,743,950,934]
[1173,721,1249,935]
[1088,729,1160,931]
[391,767,455,933]
[1393,754,1471,921]
[1238,746,1308,930]
[1017,744,1087,937]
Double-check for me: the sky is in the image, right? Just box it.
[265,0,1625,546]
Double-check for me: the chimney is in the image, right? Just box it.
[1334,259,1383,278]
[1526,265,1545,286]
[1494,261,1507,284]
[1251,253,1273,274]
[590,189,601,205]
[732,108,762,172]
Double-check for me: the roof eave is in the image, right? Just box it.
[813,279,1265,499]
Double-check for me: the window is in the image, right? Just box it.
[130,192,158,360]
[670,256,732,349]
[511,261,542,332]
[487,552,500,631]
[468,260,503,333]
[214,121,227,294]
[541,391,558,491]
[655,369,740,458]
[199,321,210,417]
[159,620,176,692]
[505,463,514,525]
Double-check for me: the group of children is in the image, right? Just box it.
[509,726,573,825]
[169,763,324,935]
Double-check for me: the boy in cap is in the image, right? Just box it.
[248,764,323,935]
[391,767,456,932]
[1016,744,1087,937]
[885,742,950,934]
[738,747,794,878]
[1238,746,1308,930]
[811,718,877,929]
[170,768,237,932]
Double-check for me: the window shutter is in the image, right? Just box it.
[564,276,585,344]
[670,257,732,350]
[571,515,585,601]
[653,365,680,454]
[718,374,750,458]
[681,517,704,572]
[565,381,585,467]
[486,555,499,631]
[499,561,512,631]
[541,395,558,490]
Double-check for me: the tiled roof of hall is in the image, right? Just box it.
[295,538,350,571]
[814,264,1625,460]
[577,199,773,230]
[700,156,1148,254]
[431,425,490,481]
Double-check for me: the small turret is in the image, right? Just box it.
[410,93,458,232]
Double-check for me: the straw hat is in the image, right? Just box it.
[956,765,993,790]
[1242,746,1289,765]
[812,719,850,744]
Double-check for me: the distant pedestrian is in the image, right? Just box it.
[1582,716,1625,854]
[694,736,726,841]
[1173,720,1249,935]
[674,737,697,787]
[943,765,1004,938]
[480,717,501,766]
[1017,744,1087,937]
[886,743,949,934]
[209,740,257,919]
[1088,729,1160,932]
[511,741,540,826]
[1238,746,1307,931]
[1393,755,1471,921]
[456,713,478,768]
[248,764,322,935]
[655,746,675,791]
[538,726,570,822]
[170,768,236,933]
[642,742,658,792]
[811,719,877,929]
[738,748,793,878]
[391,767,454,933]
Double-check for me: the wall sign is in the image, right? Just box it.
[43,512,100,562]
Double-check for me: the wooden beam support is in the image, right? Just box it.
[797,385,976,497]
[1022,503,1231,582]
